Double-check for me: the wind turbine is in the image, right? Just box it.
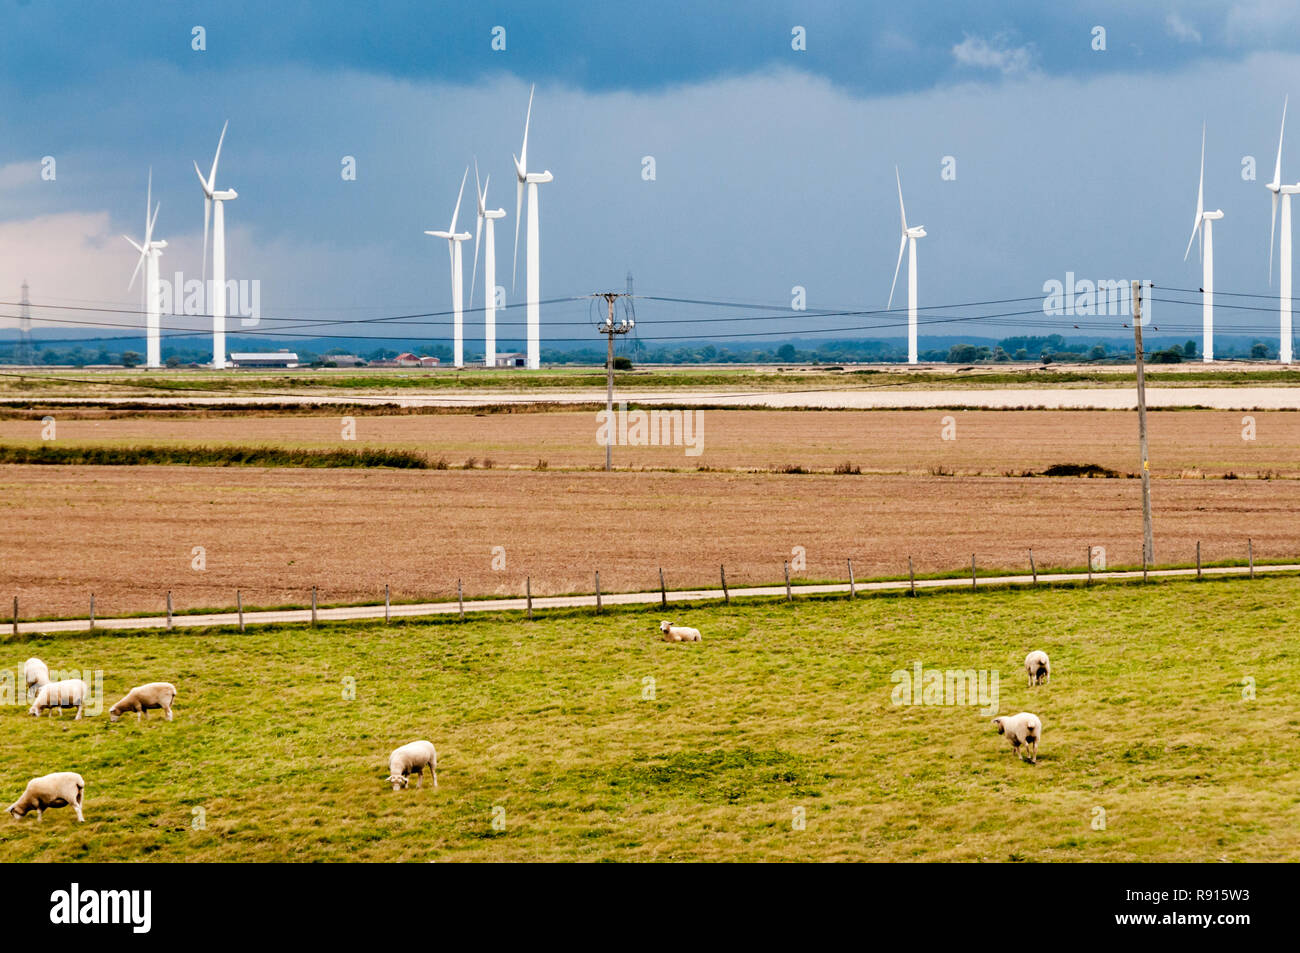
[194,121,237,369]
[512,85,553,370]
[1183,124,1223,363]
[425,168,472,368]
[470,160,506,368]
[123,169,167,369]
[887,167,926,365]
[1267,96,1298,364]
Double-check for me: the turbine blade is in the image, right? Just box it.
[123,235,144,254]
[147,202,160,246]
[1273,95,1287,189]
[470,204,483,310]
[194,160,212,198]
[1196,124,1205,222]
[513,175,524,291]
[1184,219,1200,262]
[520,85,534,174]
[888,233,907,309]
[450,166,467,233]
[474,158,485,215]
[202,195,211,287]
[128,244,147,291]
[896,166,908,232]
[1270,191,1279,284]
[209,120,228,190]
[146,167,153,239]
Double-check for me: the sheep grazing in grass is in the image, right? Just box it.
[28,679,88,720]
[23,658,49,699]
[659,620,702,643]
[1024,650,1051,686]
[7,772,85,822]
[109,682,177,723]
[992,712,1043,764]
[387,740,438,791]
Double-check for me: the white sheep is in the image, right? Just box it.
[386,740,438,791]
[659,620,702,642]
[1024,650,1051,686]
[23,657,49,699]
[109,682,177,723]
[28,679,88,720]
[7,772,85,822]
[992,712,1043,764]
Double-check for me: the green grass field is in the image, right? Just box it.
[3,577,1297,861]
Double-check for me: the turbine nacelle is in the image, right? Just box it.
[525,171,553,184]
[906,226,927,239]
[425,230,471,241]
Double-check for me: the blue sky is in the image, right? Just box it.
[3,0,1300,349]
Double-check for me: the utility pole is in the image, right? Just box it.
[1132,279,1154,573]
[16,279,33,365]
[595,291,634,471]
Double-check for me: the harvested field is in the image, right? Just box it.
[2,409,1298,476]
[2,465,1298,619]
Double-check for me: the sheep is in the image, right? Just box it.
[992,712,1043,764]
[386,740,438,791]
[28,679,88,720]
[1024,650,1051,687]
[109,682,177,723]
[659,620,702,643]
[7,772,85,822]
[23,657,49,699]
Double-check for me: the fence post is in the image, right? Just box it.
[384,584,390,624]
[847,558,856,599]
[595,571,602,614]
[659,568,667,608]
[784,561,792,602]
[971,554,977,589]
[237,590,245,633]
[526,576,533,620]
[1029,549,1037,584]
[11,596,17,636]
[311,587,317,627]
[167,590,173,629]
[89,593,95,632]
[720,565,729,605]
[1248,538,1254,579]
[1087,545,1092,586]
[1196,541,1202,580]
[458,579,465,620]
[908,557,916,596]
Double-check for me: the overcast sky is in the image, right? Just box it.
[3,1,1300,349]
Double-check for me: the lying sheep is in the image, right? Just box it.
[23,657,49,699]
[28,679,88,720]
[109,682,177,723]
[992,712,1043,764]
[659,620,702,643]
[386,740,438,791]
[7,772,85,822]
[1024,650,1051,686]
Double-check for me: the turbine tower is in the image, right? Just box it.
[512,85,552,370]
[15,280,33,365]
[425,168,472,368]
[1267,96,1297,365]
[887,167,926,365]
[194,121,237,369]
[470,160,506,368]
[1183,124,1223,363]
[123,169,167,369]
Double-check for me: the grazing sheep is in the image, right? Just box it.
[1024,650,1051,686]
[7,772,85,822]
[992,712,1043,764]
[386,740,438,791]
[109,682,177,723]
[23,658,49,699]
[659,620,702,643]
[28,679,88,720]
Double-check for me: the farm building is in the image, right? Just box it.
[418,356,440,367]
[321,354,365,367]
[229,350,300,369]
[495,352,527,368]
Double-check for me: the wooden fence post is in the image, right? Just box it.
[659,568,667,608]
[908,557,916,596]
[89,593,95,632]
[784,561,792,602]
[1196,541,1202,580]
[11,596,17,636]
[595,571,602,614]
[237,590,245,633]
[1248,539,1254,579]
[720,565,729,605]
[311,587,317,627]
[1029,549,1037,584]
[458,579,465,620]
[167,590,173,629]
[526,576,533,620]
[1087,546,1092,586]
[971,554,977,589]
[384,584,390,624]
[847,558,856,599]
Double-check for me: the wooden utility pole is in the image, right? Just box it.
[595,292,634,472]
[1132,280,1155,573]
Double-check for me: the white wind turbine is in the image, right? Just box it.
[512,84,553,370]
[1183,124,1223,363]
[425,168,472,368]
[1267,96,1298,364]
[470,160,506,368]
[887,167,926,365]
[194,121,237,369]
[123,169,167,369]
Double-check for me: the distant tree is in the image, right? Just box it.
[120,351,142,368]
[1251,341,1269,359]
[1184,339,1197,358]
[165,356,182,368]
[776,343,797,362]
[612,356,633,370]
[1088,344,1107,361]
[992,346,1010,362]
[1014,348,1028,361]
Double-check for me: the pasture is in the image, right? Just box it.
[2,577,1296,861]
